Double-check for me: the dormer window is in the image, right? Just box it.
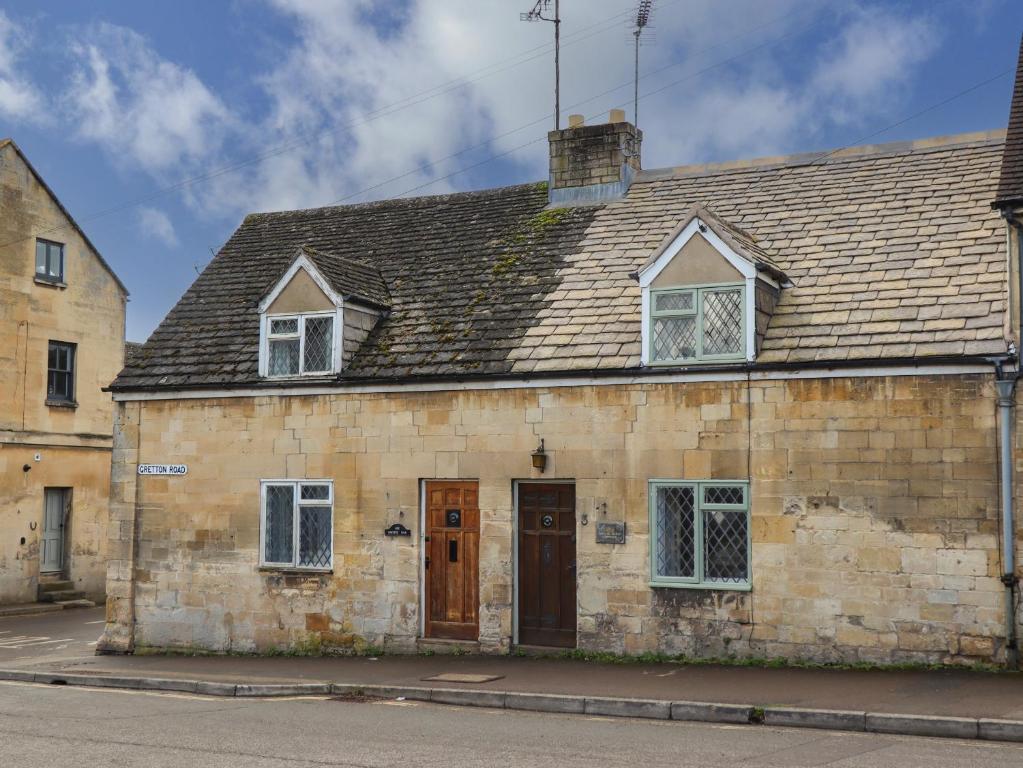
[257,246,390,380]
[650,285,745,364]
[266,313,336,377]
[638,204,785,367]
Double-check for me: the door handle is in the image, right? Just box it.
[449,539,458,563]
[425,556,431,570]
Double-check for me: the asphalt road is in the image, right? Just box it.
[0,606,104,666]
[1,680,1022,768]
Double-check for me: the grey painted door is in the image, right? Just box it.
[41,489,67,573]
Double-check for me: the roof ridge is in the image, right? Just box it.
[246,181,545,222]
[637,129,1007,183]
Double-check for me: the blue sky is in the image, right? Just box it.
[0,0,1021,342]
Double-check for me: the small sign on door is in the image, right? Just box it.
[138,464,188,476]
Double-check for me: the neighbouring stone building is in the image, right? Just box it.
[100,52,1023,668]
[1,139,128,605]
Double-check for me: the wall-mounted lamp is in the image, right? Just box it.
[531,438,547,473]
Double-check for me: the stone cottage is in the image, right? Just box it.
[100,52,1023,667]
[1,138,128,606]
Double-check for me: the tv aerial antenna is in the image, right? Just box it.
[521,0,562,129]
[632,0,654,127]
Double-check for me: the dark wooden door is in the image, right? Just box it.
[518,483,576,647]
[425,481,479,640]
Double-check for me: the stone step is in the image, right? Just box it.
[416,638,482,655]
[39,580,75,593]
[39,589,85,603]
[54,599,96,609]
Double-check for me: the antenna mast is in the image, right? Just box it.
[633,0,653,127]
[521,0,561,130]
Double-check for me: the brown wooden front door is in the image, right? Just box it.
[425,481,479,640]
[517,483,576,648]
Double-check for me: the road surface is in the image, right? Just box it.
[1,679,1021,767]
[0,606,103,666]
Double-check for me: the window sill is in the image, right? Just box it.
[45,399,78,409]
[647,358,747,367]
[649,581,751,592]
[258,566,333,575]
[34,276,67,289]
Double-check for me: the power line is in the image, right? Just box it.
[330,7,812,206]
[331,3,810,207]
[800,67,1014,166]
[0,1,683,251]
[345,51,1014,208]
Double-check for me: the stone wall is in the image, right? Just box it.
[0,141,126,603]
[0,444,111,602]
[102,373,1017,665]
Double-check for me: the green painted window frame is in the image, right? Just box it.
[648,282,745,365]
[648,479,751,591]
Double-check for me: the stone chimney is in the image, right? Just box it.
[547,109,642,205]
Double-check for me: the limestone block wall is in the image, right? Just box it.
[1,141,125,604]
[0,444,110,602]
[102,373,1014,665]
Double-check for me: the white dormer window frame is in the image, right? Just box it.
[258,255,344,378]
[638,216,774,366]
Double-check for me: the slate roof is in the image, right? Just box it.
[639,203,786,280]
[292,245,391,309]
[995,35,1023,206]
[124,342,144,367]
[112,130,1010,391]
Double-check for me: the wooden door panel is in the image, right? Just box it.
[425,481,479,641]
[518,483,576,648]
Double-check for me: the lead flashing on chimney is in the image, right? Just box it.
[547,163,637,207]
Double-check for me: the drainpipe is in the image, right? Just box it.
[995,373,1018,667]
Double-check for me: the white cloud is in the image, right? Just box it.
[55,1,946,220]
[811,6,940,124]
[65,24,231,175]
[0,11,43,121]
[137,206,178,247]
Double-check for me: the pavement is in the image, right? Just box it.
[2,679,1022,767]
[2,607,1023,743]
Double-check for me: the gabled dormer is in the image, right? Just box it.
[257,246,389,378]
[638,204,785,366]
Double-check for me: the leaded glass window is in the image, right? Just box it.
[265,313,335,377]
[261,481,333,570]
[649,285,744,364]
[649,480,750,589]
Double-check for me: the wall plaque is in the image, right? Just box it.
[384,523,412,537]
[138,464,187,476]
[596,521,626,544]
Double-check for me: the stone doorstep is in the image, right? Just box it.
[1,669,1022,744]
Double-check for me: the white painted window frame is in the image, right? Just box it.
[638,216,773,366]
[257,254,345,378]
[259,479,334,571]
